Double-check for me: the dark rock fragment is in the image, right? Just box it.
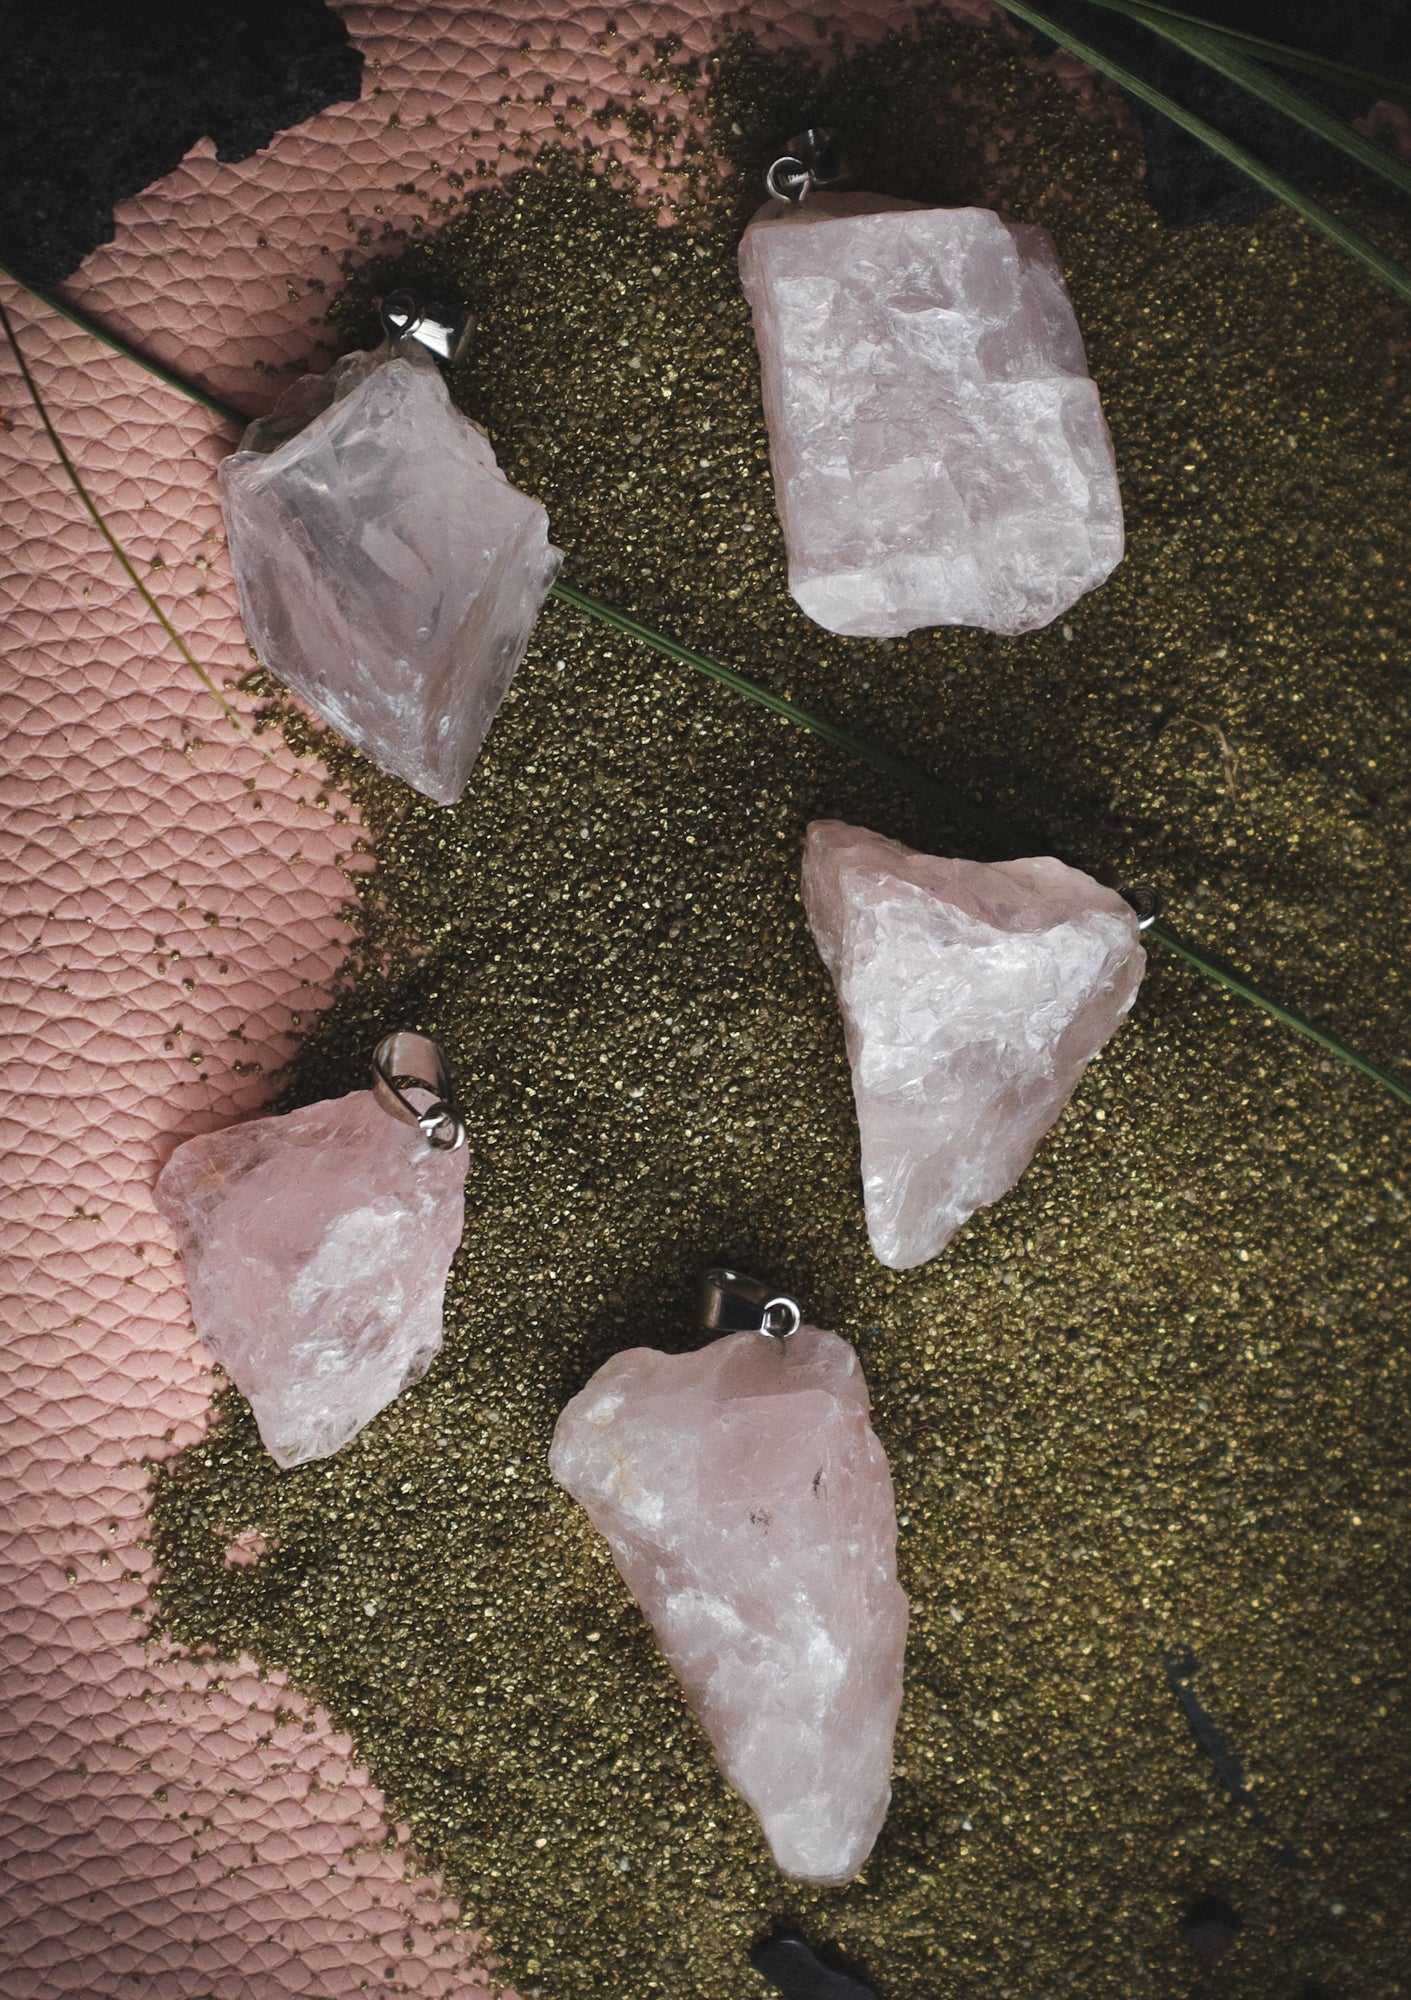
[751,1933,880,2000]
[1180,1893,1245,1962]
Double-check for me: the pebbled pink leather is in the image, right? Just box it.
[1,3,934,1993]
[0,303,486,1996]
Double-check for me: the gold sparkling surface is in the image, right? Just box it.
[150,17,1411,1999]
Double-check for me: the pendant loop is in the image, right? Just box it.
[371,1031,466,1151]
[378,289,476,365]
[1118,883,1163,931]
[700,1267,802,1340]
[764,127,845,204]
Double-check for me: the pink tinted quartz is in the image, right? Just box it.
[738,195,1124,638]
[156,1088,468,1468]
[802,820,1146,1270]
[220,345,562,805]
[549,1326,908,1884]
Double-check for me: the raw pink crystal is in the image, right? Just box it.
[156,1089,468,1468]
[219,344,562,805]
[802,820,1146,1270]
[549,1326,908,1884]
[738,195,1124,638]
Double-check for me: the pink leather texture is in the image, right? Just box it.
[1,3,933,1993]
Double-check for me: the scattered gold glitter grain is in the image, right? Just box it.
[149,16,1411,1999]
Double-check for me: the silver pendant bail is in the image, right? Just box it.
[378,289,475,365]
[764,128,845,204]
[371,1030,466,1150]
[1118,883,1163,931]
[700,1267,802,1341]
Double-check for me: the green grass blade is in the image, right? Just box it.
[0,259,251,427]
[1076,0,1411,109]
[1112,9,1411,197]
[0,297,271,755]
[992,0,1411,307]
[7,273,1407,1110]
[551,581,1410,1110]
[1149,922,1411,1106]
[549,579,1019,848]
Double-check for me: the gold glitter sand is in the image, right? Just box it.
[149,15,1411,1999]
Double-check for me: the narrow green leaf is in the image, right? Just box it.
[992,0,1411,306]
[7,274,1407,1110]
[550,583,1411,1110]
[1077,0,1411,109]
[0,297,271,754]
[550,580,1018,848]
[1150,922,1411,1106]
[1111,8,1411,197]
[0,259,250,427]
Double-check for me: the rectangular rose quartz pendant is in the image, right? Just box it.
[219,343,562,804]
[738,193,1125,639]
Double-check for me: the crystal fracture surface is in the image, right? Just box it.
[219,347,562,803]
[802,821,1145,1269]
[738,195,1123,638]
[549,1327,908,1884]
[156,1089,468,1468]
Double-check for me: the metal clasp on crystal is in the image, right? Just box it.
[378,289,475,365]
[764,128,845,204]
[1118,883,1163,931]
[371,1030,466,1151]
[700,1267,802,1340]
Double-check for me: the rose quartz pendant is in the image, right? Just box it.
[549,1273,908,1883]
[157,1038,468,1468]
[801,820,1146,1269]
[738,169,1124,639]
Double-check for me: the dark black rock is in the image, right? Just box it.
[1029,1,1411,227]
[751,1933,880,2000]
[1179,1893,1245,1962]
[0,0,362,289]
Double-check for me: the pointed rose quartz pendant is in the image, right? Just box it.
[219,343,562,805]
[549,1325,908,1884]
[802,820,1146,1270]
[156,1088,468,1469]
[738,194,1123,639]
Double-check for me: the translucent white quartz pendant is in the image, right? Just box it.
[219,342,562,804]
[738,193,1124,639]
